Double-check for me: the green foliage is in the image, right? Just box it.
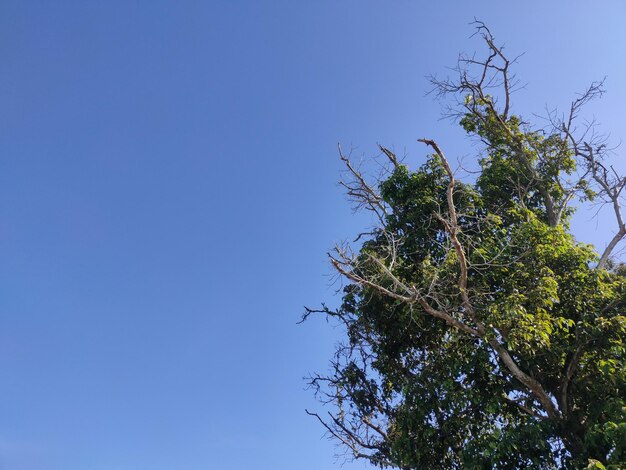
[307,26,625,470]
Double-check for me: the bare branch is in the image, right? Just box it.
[378,144,399,168]
[338,144,389,226]
[418,138,471,312]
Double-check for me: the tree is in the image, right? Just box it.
[304,22,626,469]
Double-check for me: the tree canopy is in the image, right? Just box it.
[305,23,626,469]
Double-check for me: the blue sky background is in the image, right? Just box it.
[1,2,625,469]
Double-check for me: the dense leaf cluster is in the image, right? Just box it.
[348,154,625,467]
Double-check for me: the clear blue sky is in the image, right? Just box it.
[1,2,625,469]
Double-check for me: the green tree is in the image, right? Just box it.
[305,23,626,469]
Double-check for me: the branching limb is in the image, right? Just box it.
[562,121,626,268]
[559,344,585,414]
[305,409,392,465]
[418,138,471,312]
[338,144,389,226]
[503,395,544,419]
[378,144,399,168]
